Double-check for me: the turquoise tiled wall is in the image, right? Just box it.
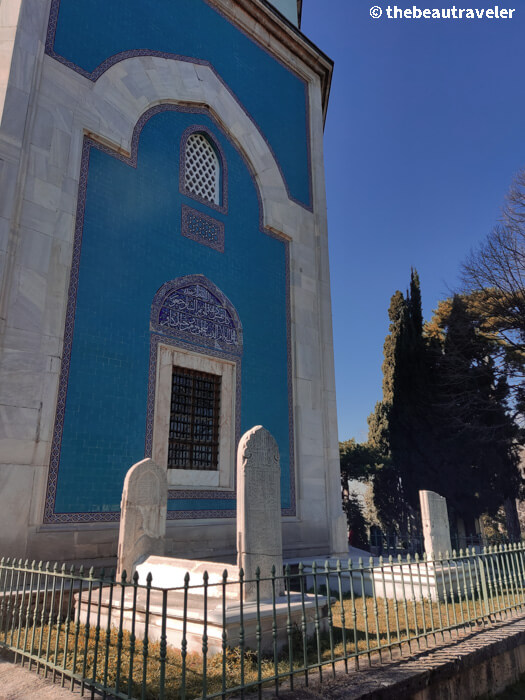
[49,0,310,207]
[54,110,291,515]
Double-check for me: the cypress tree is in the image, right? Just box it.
[368,275,522,539]
[387,270,438,507]
[367,290,411,531]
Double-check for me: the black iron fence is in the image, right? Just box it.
[1,545,525,698]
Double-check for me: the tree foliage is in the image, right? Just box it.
[427,291,525,426]
[339,439,378,540]
[365,271,434,520]
[342,492,369,549]
[387,271,439,507]
[460,168,525,422]
[462,167,525,341]
[365,276,427,531]
[362,270,522,537]
[429,295,521,530]
[339,434,409,534]
[339,439,380,482]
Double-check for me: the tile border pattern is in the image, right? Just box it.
[44,0,313,212]
[43,103,296,523]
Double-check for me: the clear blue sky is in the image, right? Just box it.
[301,0,525,442]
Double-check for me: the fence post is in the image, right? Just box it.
[181,571,189,700]
[298,562,309,686]
[158,588,168,700]
[255,567,262,699]
[202,570,209,700]
[336,560,348,673]
[115,569,126,695]
[104,570,116,696]
[285,564,294,689]
[127,571,139,696]
[221,569,228,700]
[478,554,490,618]
[324,560,336,676]
[271,564,278,697]
[312,561,322,680]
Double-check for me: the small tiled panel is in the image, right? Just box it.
[181,205,224,253]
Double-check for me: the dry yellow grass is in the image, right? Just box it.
[2,589,523,699]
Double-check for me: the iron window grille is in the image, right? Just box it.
[168,366,221,470]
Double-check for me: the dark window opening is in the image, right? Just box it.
[168,366,221,470]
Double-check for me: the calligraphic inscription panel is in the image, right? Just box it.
[157,283,239,352]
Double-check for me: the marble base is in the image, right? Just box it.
[75,584,329,655]
[299,557,472,602]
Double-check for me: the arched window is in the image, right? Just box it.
[184,132,220,205]
[180,125,228,213]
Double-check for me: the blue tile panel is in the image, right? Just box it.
[54,110,291,515]
[47,0,311,208]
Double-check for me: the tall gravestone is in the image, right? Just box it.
[419,490,452,559]
[116,458,168,580]
[237,426,284,601]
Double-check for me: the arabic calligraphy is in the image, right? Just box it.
[158,284,238,347]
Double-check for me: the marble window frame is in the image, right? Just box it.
[152,343,236,490]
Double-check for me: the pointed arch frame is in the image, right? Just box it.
[43,103,295,524]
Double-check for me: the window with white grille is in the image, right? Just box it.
[184,133,220,205]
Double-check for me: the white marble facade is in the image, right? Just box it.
[0,0,348,562]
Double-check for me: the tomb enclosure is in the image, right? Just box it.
[106,426,328,653]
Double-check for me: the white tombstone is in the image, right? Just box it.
[237,426,284,601]
[116,458,168,580]
[419,490,452,559]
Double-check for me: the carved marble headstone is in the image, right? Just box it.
[419,490,452,559]
[237,426,284,601]
[116,458,168,581]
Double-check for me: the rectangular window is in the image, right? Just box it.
[168,366,221,470]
